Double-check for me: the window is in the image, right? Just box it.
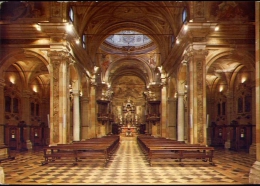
[69,7,74,22]
[36,104,39,116]
[5,96,11,112]
[171,35,175,48]
[105,30,152,47]
[13,98,19,113]
[82,34,86,49]
[5,96,19,113]
[31,102,40,116]
[182,8,188,23]
[31,102,35,116]
[217,97,226,116]
[245,95,251,112]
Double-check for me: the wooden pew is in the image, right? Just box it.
[42,144,109,166]
[72,136,120,156]
[0,145,15,163]
[137,135,215,166]
[148,146,215,166]
[42,135,120,166]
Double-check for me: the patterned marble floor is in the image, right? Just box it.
[0,136,256,185]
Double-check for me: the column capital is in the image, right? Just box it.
[71,90,80,97]
[177,92,185,97]
[167,97,177,102]
[80,97,89,103]
[184,44,208,61]
[22,90,32,98]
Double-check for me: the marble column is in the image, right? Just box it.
[80,97,89,140]
[88,82,97,138]
[161,84,167,137]
[249,2,260,183]
[72,90,80,141]
[0,78,5,146]
[167,98,177,140]
[177,92,185,142]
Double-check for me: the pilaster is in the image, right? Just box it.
[249,2,260,183]
[160,83,167,137]
[167,97,177,140]
[177,92,185,142]
[0,78,5,146]
[72,90,80,141]
[186,45,208,145]
[80,97,89,140]
[47,50,71,144]
[89,80,97,138]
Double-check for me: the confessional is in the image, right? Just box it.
[30,122,50,148]
[210,123,252,152]
[4,121,27,151]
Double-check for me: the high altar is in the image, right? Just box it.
[119,99,138,135]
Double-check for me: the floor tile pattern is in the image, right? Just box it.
[0,136,256,185]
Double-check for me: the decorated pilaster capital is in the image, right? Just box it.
[184,44,208,59]
[167,97,177,103]
[80,97,89,103]
[177,92,185,97]
[160,78,167,87]
[71,90,80,97]
[90,78,97,86]
[22,90,32,98]
[47,50,70,58]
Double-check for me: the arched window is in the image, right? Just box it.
[5,96,11,112]
[171,35,175,48]
[5,96,19,113]
[69,7,74,22]
[82,34,86,49]
[182,8,188,23]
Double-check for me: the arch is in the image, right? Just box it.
[103,57,154,86]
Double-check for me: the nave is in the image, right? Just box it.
[1,136,256,185]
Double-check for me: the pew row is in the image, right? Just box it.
[41,135,120,167]
[137,135,215,166]
[148,146,215,166]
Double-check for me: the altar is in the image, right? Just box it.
[118,98,140,137]
[121,127,137,137]
[121,127,137,133]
